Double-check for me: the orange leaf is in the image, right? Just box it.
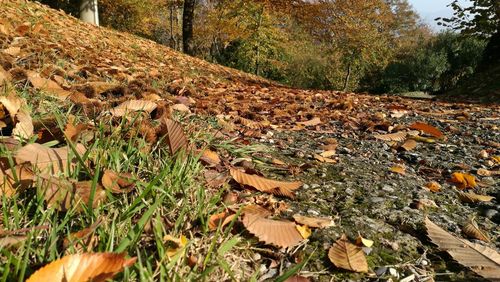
[389,165,405,175]
[230,167,302,198]
[242,213,303,248]
[208,211,227,231]
[409,122,444,139]
[449,172,476,189]
[200,149,221,167]
[297,117,321,127]
[26,252,136,282]
[425,181,441,192]
[101,170,135,193]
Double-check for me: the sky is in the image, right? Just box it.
[408,0,471,31]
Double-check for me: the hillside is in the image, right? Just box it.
[1,1,499,281]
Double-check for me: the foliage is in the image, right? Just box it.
[370,32,486,94]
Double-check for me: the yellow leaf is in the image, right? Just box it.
[425,181,441,192]
[355,235,374,248]
[449,172,476,189]
[295,225,312,239]
[389,165,405,175]
[164,235,188,258]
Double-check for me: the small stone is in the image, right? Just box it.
[420,259,429,266]
[484,209,498,219]
[311,184,320,189]
[307,209,320,216]
[382,185,395,193]
[375,266,387,276]
[371,197,385,203]
[388,267,399,278]
[302,184,310,189]
[399,274,416,282]
[362,247,372,255]
[345,188,355,196]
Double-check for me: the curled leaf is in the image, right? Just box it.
[463,221,490,242]
[230,167,302,198]
[292,214,335,229]
[449,172,476,189]
[242,213,303,248]
[409,122,444,139]
[458,191,494,203]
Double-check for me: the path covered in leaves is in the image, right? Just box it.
[1,1,499,281]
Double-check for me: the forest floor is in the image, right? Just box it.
[0,1,499,281]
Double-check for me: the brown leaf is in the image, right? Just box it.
[204,170,228,188]
[449,172,477,189]
[101,170,135,193]
[242,213,303,248]
[171,103,191,113]
[41,178,106,212]
[230,167,302,198]
[208,211,227,231]
[63,221,101,251]
[26,252,136,282]
[15,143,86,176]
[158,118,188,155]
[458,191,494,203]
[328,234,368,273]
[26,71,70,100]
[314,154,337,163]
[0,235,27,248]
[373,131,408,142]
[292,214,335,229]
[242,204,273,218]
[0,164,34,197]
[109,100,157,117]
[400,139,417,151]
[425,217,500,280]
[64,120,89,142]
[297,117,321,127]
[463,220,490,242]
[200,149,221,167]
[283,275,310,282]
[389,165,406,175]
[424,181,441,192]
[409,122,444,139]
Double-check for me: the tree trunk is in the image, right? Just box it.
[182,0,196,55]
[343,62,352,92]
[80,0,99,25]
[478,29,500,71]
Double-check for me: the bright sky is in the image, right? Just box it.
[408,0,472,31]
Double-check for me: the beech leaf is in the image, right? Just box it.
[26,252,136,282]
[409,122,444,139]
[230,167,302,198]
[158,118,188,155]
[242,213,303,248]
[425,217,500,280]
[328,234,368,273]
[292,214,335,229]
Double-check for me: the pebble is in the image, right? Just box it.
[388,267,399,278]
[371,197,385,203]
[420,259,429,266]
[345,188,355,195]
[302,184,310,189]
[307,209,320,216]
[399,274,416,282]
[382,185,395,193]
[484,209,498,219]
[375,266,387,276]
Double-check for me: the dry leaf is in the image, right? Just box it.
[242,204,273,218]
[171,103,191,113]
[163,235,188,258]
[297,117,321,127]
[400,139,417,151]
[320,150,336,158]
[0,235,27,248]
[0,164,34,197]
[425,181,441,192]
[63,221,101,250]
[296,225,312,239]
[158,118,188,155]
[271,158,286,166]
[200,149,221,167]
[449,172,477,189]
[26,252,136,282]
[109,100,157,117]
[458,191,494,203]
[41,178,106,212]
[242,213,303,248]
[15,143,86,176]
[328,234,368,273]
[292,214,335,229]
[208,211,227,231]
[284,275,310,282]
[425,217,500,280]
[236,116,263,129]
[477,168,499,177]
[463,221,490,242]
[373,131,408,142]
[355,235,374,248]
[27,71,70,100]
[101,170,135,193]
[409,122,444,139]
[204,170,228,188]
[389,165,405,175]
[230,167,302,198]
[64,121,89,142]
[314,154,337,163]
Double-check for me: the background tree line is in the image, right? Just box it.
[38,0,499,96]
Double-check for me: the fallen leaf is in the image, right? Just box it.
[314,154,337,163]
[458,191,494,203]
[0,235,27,248]
[26,252,136,282]
[204,170,228,188]
[163,235,188,258]
[230,167,302,198]
[200,149,221,167]
[449,172,477,189]
[424,181,441,192]
[15,143,86,176]
[109,100,157,117]
[171,103,191,113]
[292,214,335,229]
[63,221,101,251]
[297,117,321,127]
[425,217,500,280]
[409,122,444,139]
[411,199,438,209]
[355,235,374,248]
[463,220,490,242]
[26,71,70,100]
[208,211,227,231]
[101,170,135,193]
[41,178,106,212]
[0,164,34,197]
[64,120,89,142]
[373,131,408,142]
[477,168,499,177]
[271,158,286,165]
[389,165,405,175]
[158,118,188,155]
[242,213,303,248]
[295,225,312,239]
[242,204,273,218]
[328,234,368,273]
[283,275,310,282]
[400,139,417,151]
[320,150,336,158]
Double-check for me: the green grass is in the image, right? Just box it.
[0,89,264,281]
